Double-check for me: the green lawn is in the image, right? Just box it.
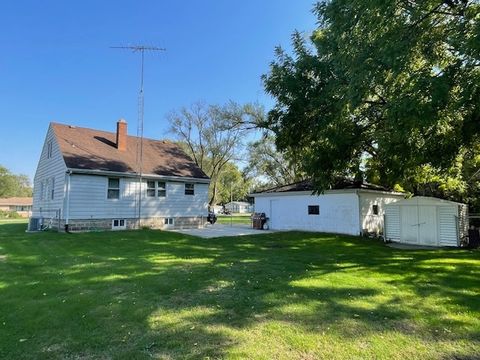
[216,214,252,225]
[0,221,479,359]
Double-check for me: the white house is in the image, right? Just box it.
[225,201,253,214]
[252,180,404,236]
[29,120,210,232]
[384,196,468,247]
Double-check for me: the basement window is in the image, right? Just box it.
[164,218,174,226]
[107,178,120,199]
[185,183,195,196]
[308,205,320,215]
[112,219,126,230]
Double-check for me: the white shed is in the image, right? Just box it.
[251,180,404,236]
[384,196,468,247]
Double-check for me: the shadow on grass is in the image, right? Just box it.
[0,222,479,358]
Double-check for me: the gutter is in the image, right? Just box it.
[67,168,211,184]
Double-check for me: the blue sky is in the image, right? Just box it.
[0,1,317,181]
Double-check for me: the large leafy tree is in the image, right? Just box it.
[263,0,480,193]
[245,134,304,188]
[168,101,263,205]
[0,165,32,198]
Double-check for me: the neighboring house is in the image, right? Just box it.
[0,197,33,217]
[225,201,253,214]
[251,180,404,236]
[384,196,468,247]
[30,120,210,231]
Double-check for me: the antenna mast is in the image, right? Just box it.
[111,45,166,227]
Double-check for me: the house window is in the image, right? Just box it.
[146,181,156,197]
[51,177,55,200]
[164,218,174,225]
[40,181,44,200]
[47,141,53,158]
[107,178,120,199]
[308,205,320,215]
[145,180,167,197]
[112,219,126,230]
[185,183,195,195]
[157,182,166,197]
[372,204,379,215]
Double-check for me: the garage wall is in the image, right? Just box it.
[254,193,360,235]
[358,192,404,234]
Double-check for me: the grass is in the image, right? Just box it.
[0,221,479,359]
[216,214,252,225]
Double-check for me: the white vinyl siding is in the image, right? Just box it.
[438,206,458,246]
[384,206,400,241]
[32,125,67,217]
[67,175,209,219]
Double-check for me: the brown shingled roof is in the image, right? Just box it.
[51,122,209,179]
[254,179,394,194]
[0,197,33,206]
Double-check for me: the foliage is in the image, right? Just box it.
[215,162,251,204]
[0,222,479,358]
[245,134,304,189]
[168,102,264,205]
[263,0,480,194]
[0,210,22,219]
[0,165,32,198]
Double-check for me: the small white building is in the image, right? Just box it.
[225,201,253,214]
[384,196,468,247]
[252,180,404,236]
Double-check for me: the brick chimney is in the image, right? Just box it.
[116,119,127,151]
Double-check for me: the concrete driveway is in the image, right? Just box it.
[170,223,275,238]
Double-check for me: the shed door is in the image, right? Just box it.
[401,206,419,243]
[418,206,437,245]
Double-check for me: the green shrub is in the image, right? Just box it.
[0,210,22,219]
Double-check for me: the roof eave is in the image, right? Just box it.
[67,168,211,183]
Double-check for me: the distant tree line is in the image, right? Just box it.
[0,165,32,198]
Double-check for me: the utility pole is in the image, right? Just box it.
[111,45,166,228]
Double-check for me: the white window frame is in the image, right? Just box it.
[107,178,120,200]
[50,177,55,200]
[185,183,195,196]
[40,181,45,200]
[112,219,126,230]
[47,141,53,159]
[164,218,174,226]
[146,180,156,197]
[145,180,167,198]
[157,181,166,197]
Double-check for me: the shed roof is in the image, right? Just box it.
[385,196,465,207]
[51,122,209,180]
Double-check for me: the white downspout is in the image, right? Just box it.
[65,170,71,229]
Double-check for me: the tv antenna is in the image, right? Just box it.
[111,45,166,225]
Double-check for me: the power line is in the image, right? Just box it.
[111,44,166,227]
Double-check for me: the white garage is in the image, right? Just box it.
[384,196,468,247]
[252,180,404,236]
